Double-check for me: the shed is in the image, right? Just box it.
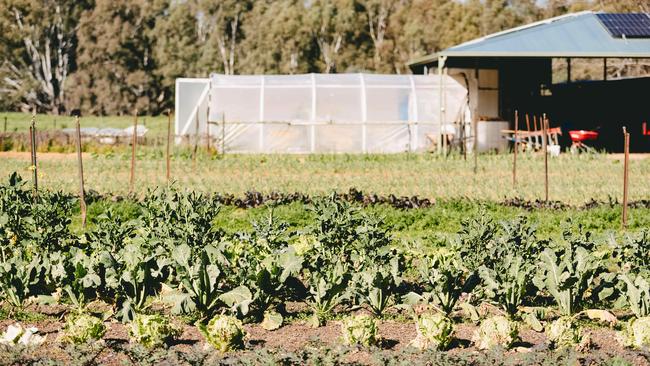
[409,11,650,152]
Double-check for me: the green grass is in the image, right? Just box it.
[0,112,168,136]
[1,151,648,205]
[73,196,650,243]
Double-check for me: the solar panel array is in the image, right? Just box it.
[596,13,650,38]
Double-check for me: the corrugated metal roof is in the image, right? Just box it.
[409,11,650,67]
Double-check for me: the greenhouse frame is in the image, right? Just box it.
[175,73,469,153]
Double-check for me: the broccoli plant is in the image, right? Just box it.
[172,243,230,319]
[534,229,601,316]
[620,271,650,318]
[417,249,474,316]
[479,217,541,317]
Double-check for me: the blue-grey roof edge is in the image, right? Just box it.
[408,11,650,67]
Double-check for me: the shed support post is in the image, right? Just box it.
[567,58,571,83]
[603,58,607,81]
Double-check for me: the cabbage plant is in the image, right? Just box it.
[61,313,106,344]
[128,314,180,348]
[198,315,246,352]
[410,313,454,350]
[546,316,582,349]
[618,317,650,349]
[472,315,519,350]
[340,314,379,347]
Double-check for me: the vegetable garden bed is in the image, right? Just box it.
[2,172,650,365]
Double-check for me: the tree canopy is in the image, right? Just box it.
[0,0,648,115]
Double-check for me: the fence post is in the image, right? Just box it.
[513,110,518,188]
[130,109,138,193]
[166,109,172,183]
[30,111,38,198]
[542,114,549,202]
[4,116,7,132]
[622,127,630,229]
[75,116,87,228]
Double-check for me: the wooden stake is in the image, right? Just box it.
[166,109,172,183]
[4,116,7,132]
[513,110,518,188]
[74,116,87,228]
[622,127,630,229]
[542,114,549,202]
[29,111,38,198]
[130,109,138,193]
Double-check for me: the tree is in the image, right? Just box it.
[66,0,164,115]
[359,0,397,72]
[307,0,359,73]
[153,1,204,107]
[196,0,252,75]
[240,0,313,74]
[0,0,88,113]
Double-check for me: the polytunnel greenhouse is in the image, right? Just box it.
[175,73,469,153]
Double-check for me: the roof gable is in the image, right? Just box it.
[409,11,650,66]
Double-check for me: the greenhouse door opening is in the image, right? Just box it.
[175,73,469,153]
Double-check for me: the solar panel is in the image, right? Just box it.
[596,13,650,38]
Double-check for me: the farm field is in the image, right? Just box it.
[1,165,650,365]
[3,115,650,365]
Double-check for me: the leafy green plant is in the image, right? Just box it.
[534,231,601,316]
[172,244,228,319]
[0,254,44,310]
[619,272,650,318]
[198,315,245,353]
[340,314,379,347]
[416,249,473,315]
[128,313,180,349]
[217,211,303,325]
[545,316,582,349]
[60,313,106,344]
[109,243,167,322]
[306,260,350,327]
[410,313,454,350]
[478,217,542,317]
[472,315,519,350]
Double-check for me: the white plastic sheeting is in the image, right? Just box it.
[175,73,468,153]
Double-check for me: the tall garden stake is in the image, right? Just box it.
[75,116,87,228]
[29,111,38,198]
[166,109,172,183]
[622,127,630,229]
[513,110,518,188]
[542,114,549,202]
[130,109,138,193]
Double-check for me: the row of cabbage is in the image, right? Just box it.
[1,172,650,352]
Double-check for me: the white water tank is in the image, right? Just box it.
[477,120,508,153]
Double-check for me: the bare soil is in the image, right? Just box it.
[2,314,649,366]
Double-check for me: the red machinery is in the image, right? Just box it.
[569,130,599,153]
